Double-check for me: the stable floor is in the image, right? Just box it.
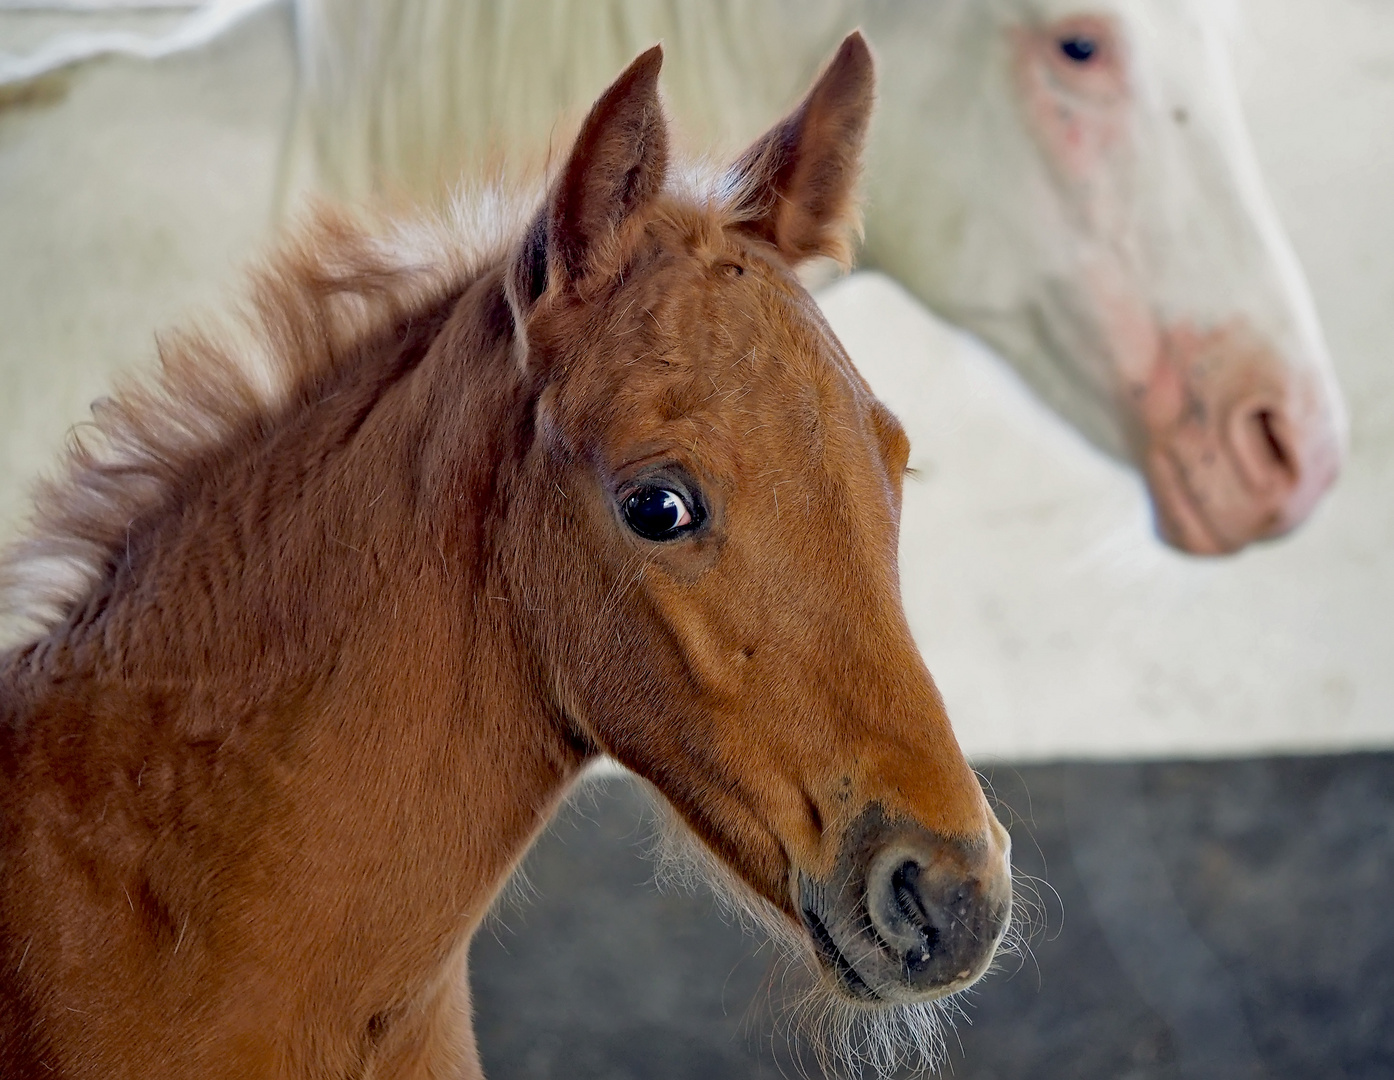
[472,760,1394,1079]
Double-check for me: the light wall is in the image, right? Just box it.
[0,0,1388,759]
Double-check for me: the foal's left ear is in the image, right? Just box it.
[728,32,874,267]
[508,45,669,319]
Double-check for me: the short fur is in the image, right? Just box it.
[0,35,1008,1079]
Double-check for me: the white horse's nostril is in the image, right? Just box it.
[1230,398,1300,496]
[1257,410,1291,469]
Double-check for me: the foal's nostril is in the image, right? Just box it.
[892,861,925,925]
[862,839,1009,994]
[891,861,941,960]
[868,851,944,958]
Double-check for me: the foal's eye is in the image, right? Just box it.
[1058,36,1098,63]
[621,485,698,541]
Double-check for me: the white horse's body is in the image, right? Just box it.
[288,0,1347,553]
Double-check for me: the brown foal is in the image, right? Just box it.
[0,35,1011,1079]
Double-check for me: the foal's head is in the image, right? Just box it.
[497,35,1011,1055]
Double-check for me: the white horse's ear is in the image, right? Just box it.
[727,32,874,268]
[508,45,669,320]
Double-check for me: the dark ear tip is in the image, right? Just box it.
[836,30,872,69]
[840,30,870,60]
[596,44,662,112]
[819,31,875,114]
[627,43,665,87]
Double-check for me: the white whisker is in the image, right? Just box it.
[633,781,1022,1077]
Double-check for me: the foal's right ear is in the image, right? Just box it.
[507,46,669,321]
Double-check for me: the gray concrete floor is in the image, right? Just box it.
[471,757,1394,1079]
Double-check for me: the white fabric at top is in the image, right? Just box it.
[0,0,274,83]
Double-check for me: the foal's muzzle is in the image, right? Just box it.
[796,806,1011,1003]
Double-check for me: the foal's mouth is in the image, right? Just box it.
[798,890,879,1002]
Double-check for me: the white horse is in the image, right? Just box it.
[287,0,1347,555]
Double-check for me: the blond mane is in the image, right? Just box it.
[0,183,535,643]
[0,157,833,647]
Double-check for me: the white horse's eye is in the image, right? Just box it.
[621,486,697,540]
[1058,36,1098,63]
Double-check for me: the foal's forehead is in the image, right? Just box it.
[611,215,896,459]
[567,203,894,471]
[715,244,866,408]
[644,210,862,383]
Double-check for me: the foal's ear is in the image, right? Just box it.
[728,32,874,267]
[508,46,669,315]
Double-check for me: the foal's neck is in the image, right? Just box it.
[2,268,584,1075]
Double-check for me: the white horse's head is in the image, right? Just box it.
[282,0,1345,553]
[865,0,1345,553]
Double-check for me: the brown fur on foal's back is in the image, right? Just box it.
[0,197,559,1077]
[0,196,525,638]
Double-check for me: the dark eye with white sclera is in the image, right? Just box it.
[1059,36,1098,63]
[621,485,699,541]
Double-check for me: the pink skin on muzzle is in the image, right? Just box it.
[1013,12,1344,554]
[1133,323,1341,554]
